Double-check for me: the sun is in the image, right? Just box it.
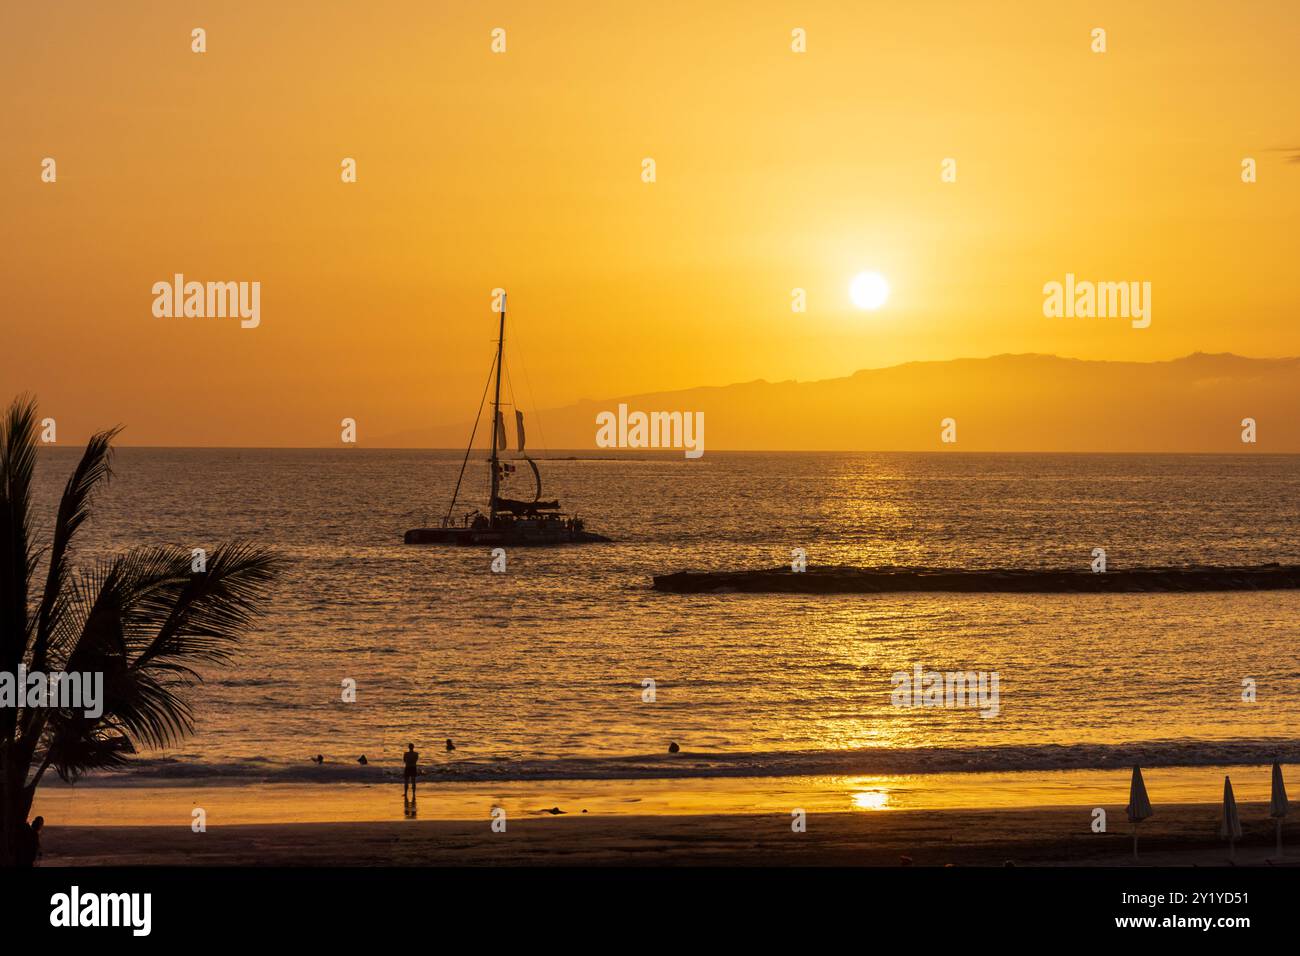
[850,271,890,310]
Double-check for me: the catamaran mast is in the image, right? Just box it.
[488,293,506,523]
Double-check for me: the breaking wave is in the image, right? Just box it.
[80,738,1300,787]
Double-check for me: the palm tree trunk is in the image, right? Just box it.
[0,754,34,867]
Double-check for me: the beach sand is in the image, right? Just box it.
[36,803,1299,867]
[32,763,1290,824]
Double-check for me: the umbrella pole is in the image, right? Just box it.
[1132,823,1138,860]
[1277,819,1283,859]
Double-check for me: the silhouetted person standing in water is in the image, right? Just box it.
[403,743,420,799]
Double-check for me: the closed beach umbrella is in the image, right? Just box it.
[1269,761,1288,858]
[1126,765,1154,859]
[1219,775,1243,860]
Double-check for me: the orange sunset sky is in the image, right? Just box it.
[2,1,1298,447]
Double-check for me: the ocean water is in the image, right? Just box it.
[28,448,1300,786]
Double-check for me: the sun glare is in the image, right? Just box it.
[850,271,890,310]
[852,789,890,811]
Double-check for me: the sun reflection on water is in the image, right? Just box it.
[851,789,890,811]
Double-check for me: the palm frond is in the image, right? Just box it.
[0,394,39,673]
[30,425,121,672]
[43,730,136,784]
[2,402,281,797]
[39,542,281,776]
[128,543,282,670]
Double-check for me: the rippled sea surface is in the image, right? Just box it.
[30,449,1300,784]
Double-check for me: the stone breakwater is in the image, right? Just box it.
[652,565,1300,594]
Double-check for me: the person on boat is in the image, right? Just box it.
[402,742,420,798]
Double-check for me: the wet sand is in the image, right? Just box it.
[31,764,1291,825]
[36,803,1299,867]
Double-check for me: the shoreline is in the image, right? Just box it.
[33,805,1300,867]
[32,763,1289,824]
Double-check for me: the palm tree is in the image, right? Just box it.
[1,396,280,865]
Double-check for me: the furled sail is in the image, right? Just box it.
[495,410,507,450]
[515,410,526,451]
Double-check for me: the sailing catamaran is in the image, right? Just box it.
[403,296,610,546]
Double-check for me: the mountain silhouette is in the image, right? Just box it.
[377,353,1300,452]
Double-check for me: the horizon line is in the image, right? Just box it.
[35,445,1300,456]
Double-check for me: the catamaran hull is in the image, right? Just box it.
[403,527,611,545]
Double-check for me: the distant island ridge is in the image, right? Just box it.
[371,352,1300,453]
[66,352,1300,452]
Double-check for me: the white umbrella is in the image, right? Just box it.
[1269,761,1288,858]
[1126,765,1153,859]
[1219,775,1243,860]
